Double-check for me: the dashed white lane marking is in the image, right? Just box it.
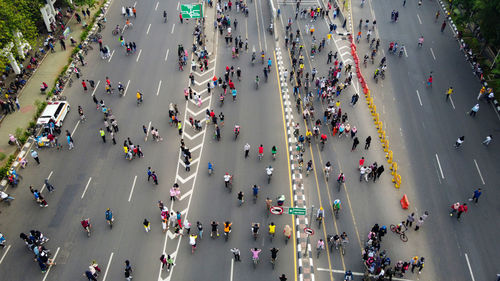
[108,49,115,62]
[102,252,114,281]
[416,90,423,106]
[156,80,162,96]
[430,47,436,60]
[91,80,101,97]
[0,245,11,264]
[81,177,92,199]
[147,23,152,34]
[155,1,159,10]
[165,49,170,61]
[177,1,180,10]
[128,175,138,202]
[435,154,445,179]
[123,79,131,97]
[136,49,142,62]
[171,24,175,34]
[42,247,60,281]
[133,1,137,7]
[464,253,476,281]
[40,171,54,193]
[473,159,485,185]
[404,47,408,57]
[71,120,80,137]
[230,258,234,281]
[417,14,422,24]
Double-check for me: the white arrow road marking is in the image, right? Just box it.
[175,173,196,184]
[186,106,210,117]
[190,143,203,152]
[178,157,200,167]
[193,68,215,76]
[194,78,212,86]
[180,189,193,201]
[183,130,204,140]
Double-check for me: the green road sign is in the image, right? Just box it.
[181,4,203,19]
[288,207,307,216]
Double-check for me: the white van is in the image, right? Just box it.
[36,101,70,127]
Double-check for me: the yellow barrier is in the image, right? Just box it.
[375,120,381,129]
[392,173,401,188]
[371,105,377,116]
[365,90,371,100]
[391,162,398,175]
[367,97,373,107]
[373,113,379,122]
[379,130,385,139]
[386,150,393,163]
[384,141,389,152]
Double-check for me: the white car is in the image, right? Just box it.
[36,101,70,127]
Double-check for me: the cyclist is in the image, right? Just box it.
[266,166,274,177]
[224,173,232,187]
[258,144,264,159]
[252,184,260,199]
[81,218,91,233]
[317,207,324,221]
[261,50,265,63]
[317,239,325,253]
[320,133,327,144]
[333,199,341,214]
[251,51,256,63]
[251,223,260,239]
[305,130,312,144]
[279,274,288,281]
[263,67,268,81]
[271,145,278,158]
[332,233,341,249]
[237,191,244,205]
[298,134,305,147]
[267,58,272,71]
[208,162,214,174]
[418,36,424,47]
[210,221,219,238]
[268,222,276,238]
[189,233,197,252]
[255,75,260,88]
[136,91,143,103]
[270,247,279,262]
[283,225,292,241]
[234,124,240,138]
[454,136,465,148]
[250,248,262,262]
[105,208,113,225]
[313,126,320,138]
[117,82,124,94]
[163,11,167,22]
[374,68,380,79]
[341,232,349,245]
[306,160,313,173]
[363,54,369,66]
[265,197,272,211]
[324,161,332,175]
[344,270,353,280]
[224,221,232,235]
[337,173,345,184]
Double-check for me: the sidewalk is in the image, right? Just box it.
[0,5,99,166]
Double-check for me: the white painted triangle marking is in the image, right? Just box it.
[178,157,200,167]
[186,106,210,117]
[180,189,193,201]
[191,143,202,152]
[194,68,215,76]
[176,173,196,184]
[194,78,212,86]
[183,130,204,140]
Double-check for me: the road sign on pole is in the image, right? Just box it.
[270,206,284,215]
[287,207,307,215]
[304,227,314,235]
[180,4,203,19]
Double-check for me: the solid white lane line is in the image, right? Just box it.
[136,49,142,62]
[473,159,485,185]
[145,121,152,141]
[171,24,175,34]
[108,49,115,62]
[147,23,151,34]
[430,47,436,60]
[156,80,162,96]
[464,253,476,281]
[416,90,423,106]
[435,154,444,179]
[40,171,54,193]
[155,1,159,10]
[128,175,137,202]
[102,252,114,281]
[42,247,60,281]
[404,47,408,57]
[133,1,137,7]
[417,14,422,24]
[230,258,234,281]
[81,177,92,199]
[0,245,11,264]
[71,120,80,136]
[91,80,101,97]
[177,1,180,10]
[123,79,130,97]
[165,49,169,61]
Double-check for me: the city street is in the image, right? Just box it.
[0,0,499,280]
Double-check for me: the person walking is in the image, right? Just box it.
[197,221,203,239]
[143,219,151,232]
[231,248,241,261]
[176,211,182,228]
[410,256,420,273]
[45,179,55,192]
[244,143,250,158]
[99,129,106,143]
[469,188,482,203]
[159,255,168,270]
[351,137,360,151]
[445,87,453,100]
[179,12,183,23]
[82,80,88,91]
[67,134,74,149]
[468,104,479,117]
[440,20,446,32]
[31,150,40,164]
[374,165,384,182]
[414,217,424,231]
[365,136,372,149]
[482,135,493,146]
[456,203,468,220]
[415,257,424,274]
[405,213,415,227]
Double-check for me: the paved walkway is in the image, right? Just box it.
[0,5,100,165]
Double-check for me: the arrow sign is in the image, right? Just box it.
[304,227,314,236]
[180,4,203,19]
[270,206,284,215]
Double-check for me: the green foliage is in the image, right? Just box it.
[0,154,16,179]
[0,0,40,50]
[0,152,6,161]
[73,0,97,7]
[34,100,47,119]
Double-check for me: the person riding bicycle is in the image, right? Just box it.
[255,75,259,85]
[305,130,312,142]
[324,161,332,174]
[224,221,232,234]
[374,68,380,79]
[211,221,219,237]
[251,51,256,63]
[418,36,424,47]
[163,10,167,21]
[105,209,113,224]
[317,207,324,220]
[317,239,325,250]
[268,222,276,236]
[313,126,320,137]
[283,225,292,240]
[333,199,341,211]
[252,223,260,237]
[208,162,214,173]
[136,91,143,102]
[266,166,274,176]
[265,197,272,210]
[81,218,91,231]
[117,82,124,93]
[224,173,232,187]
[341,232,349,245]
[306,160,313,172]
[252,185,260,197]
[363,54,369,64]
[258,144,264,158]
[267,58,272,70]
[396,221,406,233]
[320,134,327,144]
[298,135,305,146]
[337,173,345,183]
[332,234,340,248]
[344,270,354,280]
[234,124,240,136]
[251,248,262,260]
[261,50,265,62]
[270,247,279,261]
[271,146,277,157]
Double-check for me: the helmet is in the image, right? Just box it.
[320,207,323,210]
[381,225,387,230]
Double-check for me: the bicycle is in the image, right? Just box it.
[389,224,408,242]
[270,257,276,270]
[333,205,340,219]
[316,243,324,258]
[324,168,330,182]
[339,240,348,255]
[337,176,345,192]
